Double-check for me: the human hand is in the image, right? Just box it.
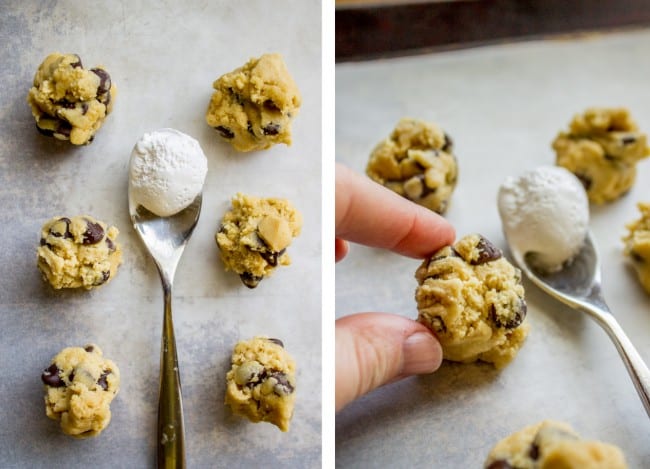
[335,163,455,411]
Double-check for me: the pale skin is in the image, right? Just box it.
[335,163,455,411]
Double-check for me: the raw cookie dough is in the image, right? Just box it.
[552,107,650,204]
[37,215,122,290]
[415,234,529,368]
[225,336,296,432]
[205,53,301,152]
[216,193,302,288]
[623,202,650,293]
[366,118,458,214]
[41,344,120,438]
[484,420,628,469]
[27,52,116,145]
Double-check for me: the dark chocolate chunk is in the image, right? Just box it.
[260,249,286,267]
[262,123,280,136]
[240,272,263,289]
[268,371,294,395]
[81,102,89,115]
[54,120,72,138]
[105,237,116,252]
[68,371,75,382]
[486,461,513,469]
[36,123,55,137]
[267,338,284,347]
[490,298,527,329]
[41,364,65,387]
[471,236,502,265]
[247,122,255,136]
[82,219,105,245]
[622,135,637,145]
[91,68,111,95]
[94,270,110,286]
[59,100,76,109]
[263,99,280,112]
[98,370,111,390]
[215,125,235,139]
[84,345,95,353]
[70,54,83,69]
[529,442,540,460]
[442,132,454,152]
[50,217,73,239]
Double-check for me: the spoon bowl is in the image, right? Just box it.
[507,230,650,417]
[129,191,202,468]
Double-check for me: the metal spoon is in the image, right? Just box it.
[507,230,650,417]
[129,190,202,468]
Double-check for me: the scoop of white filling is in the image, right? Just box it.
[498,166,589,272]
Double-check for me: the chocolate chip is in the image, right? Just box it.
[81,103,89,115]
[263,99,280,112]
[68,371,75,382]
[267,338,284,347]
[41,364,65,387]
[82,219,105,245]
[471,236,502,265]
[227,87,245,105]
[54,120,72,139]
[486,461,513,469]
[98,370,111,390]
[70,54,83,68]
[260,248,285,267]
[268,371,294,395]
[262,123,280,136]
[91,68,111,95]
[215,125,235,139]
[101,90,112,108]
[94,270,110,286]
[35,123,55,137]
[240,272,263,288]
[247,122,255,136]
[106,237,116,252]
[59,100,76,109]
[529,442,540,460]
[39,238,47,246]
[49,217,73,239]
[575,172,592,191]
[84,345,94,353]
[442,132,453,152]
[490,298,527,329]
[622,135,637,145]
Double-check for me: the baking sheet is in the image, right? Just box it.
[336,29,650,467]
[0,1,321,467]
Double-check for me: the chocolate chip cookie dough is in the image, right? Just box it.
[225,337,296,432]
[216,193,302,288]
[205,53,301,152]
[485,420,628,469]
[37,215,122,290]
[27,53,116,145]
[366,118,458,214]
[623,202,650,293]
[415,234,529,368]
[552,107,650,204]
[41,344,120,438]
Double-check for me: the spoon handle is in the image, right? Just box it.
[158,282,186,468]
[591,308,650,418]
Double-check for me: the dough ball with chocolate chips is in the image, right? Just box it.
[37,215,122,290]
[415,234,529,368]
[41,344,120,438]
[205,53,301,152]
[552,107,650,204]
[225,336,296,432]
[484,420,627,469]
[216,193,302,288]
[27,52,116,145]
[366,118,458,214]
[623,202,650,294]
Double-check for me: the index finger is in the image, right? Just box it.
[336,163,455,258]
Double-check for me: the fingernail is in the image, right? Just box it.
[402,331,442,375]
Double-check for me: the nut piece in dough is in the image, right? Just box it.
[225,337,296,432]
[366,118,458,214]
[37,215,122,290]
[552,107,650,204]
[216,193,302,288]
[205,53,301,152]
[484,420,628,469]
[41,344,120,438]
[27,52,116,145]
[623,202,650,293]
[415,234,529,368]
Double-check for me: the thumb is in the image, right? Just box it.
[336,312,443,411]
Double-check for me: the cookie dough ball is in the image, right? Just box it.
[366,118,458,214]
[415,234,529,368]
[623,202,650,293]
[485,420,628,469]
[205,53,301,152]
[552,107,650,204]
[225,337,296,432]
[216,193,302,288]
[37,215,122,290]
[41,344,120,438]
[27,53,116,145]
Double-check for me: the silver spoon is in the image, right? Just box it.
[129,190,202,468]
[507,230,650,417]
